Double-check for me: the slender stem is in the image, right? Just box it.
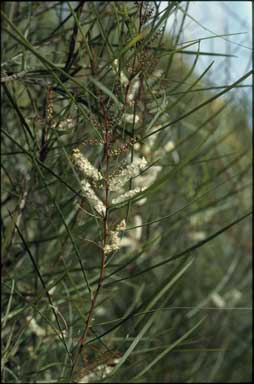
[71,100,110,378]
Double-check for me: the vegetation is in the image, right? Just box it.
[1,2,252,382]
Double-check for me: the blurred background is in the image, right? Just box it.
[161,1,252,123]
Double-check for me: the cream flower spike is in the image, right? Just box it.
[112,59,129,86]
[81,180,106,216]
[110,157,147,192]
[112,186,146,205]
[103,220,126,254]
[72,148,103,181]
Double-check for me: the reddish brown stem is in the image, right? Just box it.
[71,100,110,378]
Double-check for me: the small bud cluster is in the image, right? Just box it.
[109,137,137,157]
[88,111,102,131]
[47,87,54,121]
[106,110,123,132]
[82,138,102,146]
[134,1,155,25]
[52,118,75,130]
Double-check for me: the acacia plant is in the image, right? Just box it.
[1,2,252,383]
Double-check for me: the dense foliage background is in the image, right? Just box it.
[1,2,252,383]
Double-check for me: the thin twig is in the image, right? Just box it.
[71,99,110,379]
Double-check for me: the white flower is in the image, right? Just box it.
[110,157,147,192]
[72,149,103,181]
[165,140,180,164]
[146,69,163,87]
[122,113,140,124]
[153,69,164,78]
[211,293,225,308]
[81,180,106,216]
[224,289,242,306]
[78,358,120,383]
[134,142,141,151]
[135,197,147,206]
[189,231,206,241]
[112,186,146,205]
[116,219,127,232]
[104,243,119,254]
[190,209,215,226]
[119,215,142,251]
[103,220,127,254]
[120,71,129,86]
[134,165,162,188]
[134,215,143,241]
[48,286,56,295]
[126,76,140,105]
[164,141,175,152]
[142,130,160,156]
[103,232,120,254]
[113,59,129,86]
[26,316,46,337]
[95,306,107,316]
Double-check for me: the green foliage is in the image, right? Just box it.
[1,2,252,383]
